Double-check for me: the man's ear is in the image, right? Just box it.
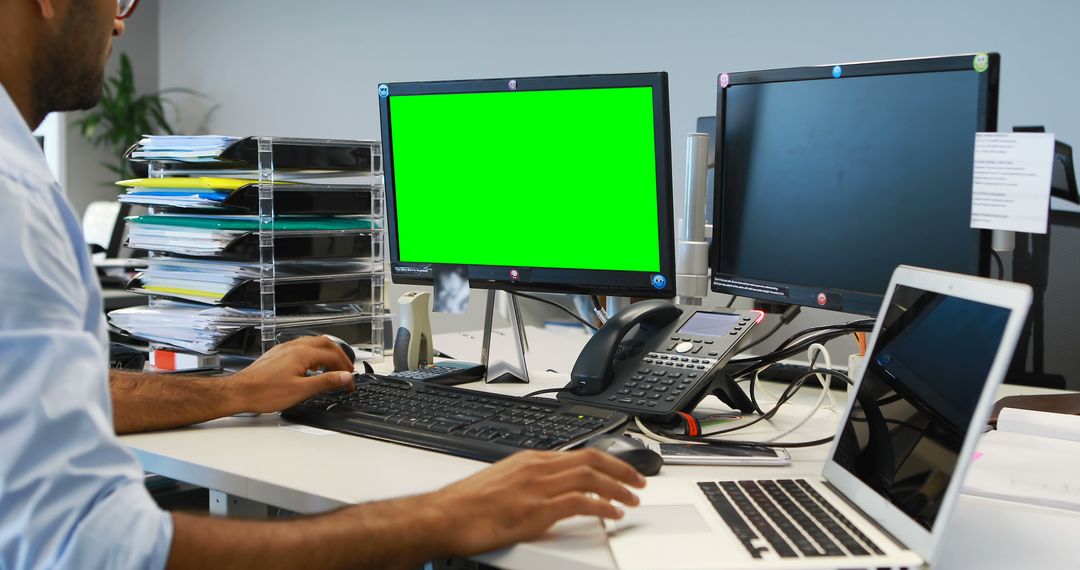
[34,0,57,19]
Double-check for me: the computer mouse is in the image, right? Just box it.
[323,334,356,363]
[583,434,663,476]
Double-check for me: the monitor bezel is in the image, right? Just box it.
[379,72,676,298]
[710,54,999,315]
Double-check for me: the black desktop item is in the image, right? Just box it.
[385,360,486,386]
[1013,126,1080,205]
[1007,126,1076,388]
[280,374,630,461]
[378,72,676,298]
[711,54,999,316]
[582,434,663,476]
[557,300,762,416]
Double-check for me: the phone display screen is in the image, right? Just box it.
[659,444,778,458]
[676,311,741,336]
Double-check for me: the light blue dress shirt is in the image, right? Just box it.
[0,85,173,568]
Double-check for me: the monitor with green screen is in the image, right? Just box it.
[378,72,675,297]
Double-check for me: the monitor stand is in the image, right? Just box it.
[480,289,530,383]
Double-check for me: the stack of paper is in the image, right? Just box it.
[133,257,376,304]
[108,301,366,354]
[125,215,376,257]
[964,408,1080,512]
[129,135,240,161]
[116,177,258,209]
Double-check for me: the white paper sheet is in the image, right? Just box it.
[970,132,1054,234]
[963,409,1080,511]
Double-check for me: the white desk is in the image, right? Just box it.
[121,329,1080,569]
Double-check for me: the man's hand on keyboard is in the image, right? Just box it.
[227,336,356,413]
[427,449,646,556]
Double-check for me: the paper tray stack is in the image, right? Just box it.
[109,136,386,363]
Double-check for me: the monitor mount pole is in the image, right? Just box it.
[677,132,711,306]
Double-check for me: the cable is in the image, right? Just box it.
[509,291,598,331]
[590,294,609,325]
[772,319,876,354]
[765,344,834,443]
[737,305,803,354]
[727,321,874,381]
[521,387,575,399]
[729,323,870,414]
[737,320,784,354]
[636,416,837,449]
[990,250,1005,279]
[729,321,875,368]
[711,367,854,437]
[635,416,692,444]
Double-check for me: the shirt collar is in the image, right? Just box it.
[0,82,60,185]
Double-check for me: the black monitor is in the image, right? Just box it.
[711,54,999,316]
[378,72,676,298]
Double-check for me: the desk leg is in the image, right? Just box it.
[209,489,270,518]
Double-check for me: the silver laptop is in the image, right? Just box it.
[608,266,1032,570]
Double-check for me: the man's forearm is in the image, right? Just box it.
[168,494,450,570]
[109,370,240,434]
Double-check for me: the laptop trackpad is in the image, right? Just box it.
[610,504,711,535]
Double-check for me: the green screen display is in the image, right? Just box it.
[389,86,662,272]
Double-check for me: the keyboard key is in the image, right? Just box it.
[698,482,763,559]
[791,480,883,555]
[281,376,628,463]
[710,482,795,558]
[760,481,843,556]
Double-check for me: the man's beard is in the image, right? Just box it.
[29,0,108,122]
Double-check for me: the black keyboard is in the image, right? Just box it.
[385,362,485,385]
[698,479,884,560]
[281,374,629,462]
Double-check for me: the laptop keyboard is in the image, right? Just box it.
[698,479,885,559]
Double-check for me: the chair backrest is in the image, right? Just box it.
[82,201,121,255]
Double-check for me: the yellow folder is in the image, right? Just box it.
[115,177,275,191]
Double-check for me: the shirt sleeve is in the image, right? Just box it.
[0,174,173,569]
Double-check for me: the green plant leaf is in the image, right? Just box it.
[74,51,199,174]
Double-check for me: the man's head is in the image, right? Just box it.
[8,0,127,127]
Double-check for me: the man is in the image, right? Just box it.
[0,1,645,568]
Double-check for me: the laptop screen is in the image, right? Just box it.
[831,284,1010,531]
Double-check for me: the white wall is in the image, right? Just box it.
[64,0,160,219]
[160,0,1080,180]
[157,0,1080,340]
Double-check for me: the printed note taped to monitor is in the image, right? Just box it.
[971,132,1054,234]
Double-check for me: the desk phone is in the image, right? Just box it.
[558,300,762,417]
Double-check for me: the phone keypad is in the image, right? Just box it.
[643,352,715,370]
[561,309,758,415]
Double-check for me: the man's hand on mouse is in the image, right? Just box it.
[406,448,646,557]
[225,336,356,414]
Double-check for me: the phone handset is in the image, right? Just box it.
[570,300,683,396]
